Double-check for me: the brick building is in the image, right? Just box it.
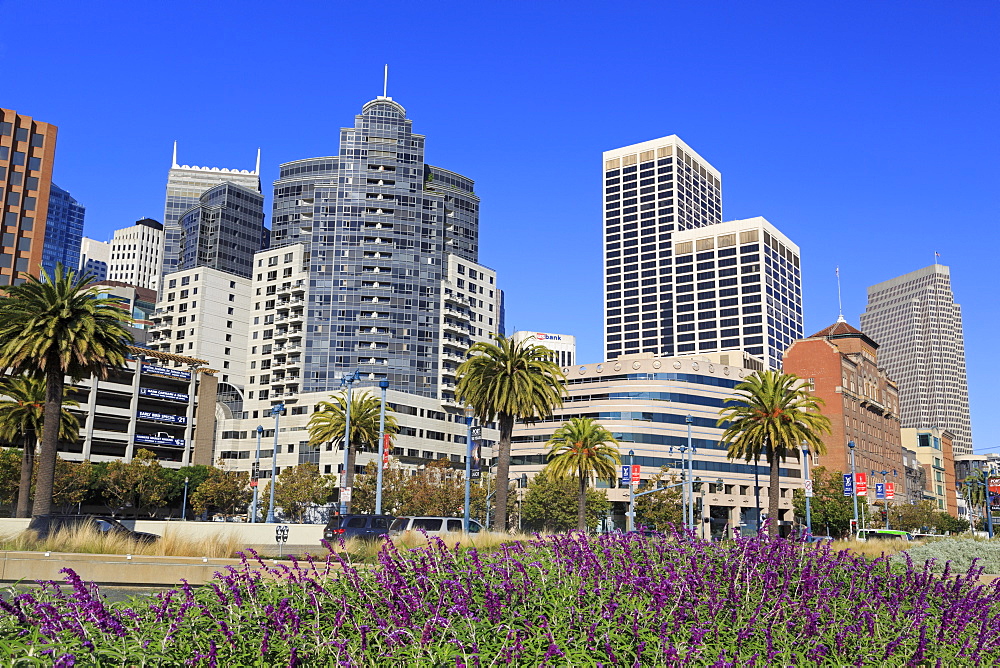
[783,319,906,499]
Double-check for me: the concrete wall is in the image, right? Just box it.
[0,551,247,585]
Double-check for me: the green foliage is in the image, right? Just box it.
[520,466,610,532]
[102,449,171,518]
[891,538,1000,573]
[50,458,93,511]
[191,462,252,518]
[718,370,831,534]
[456,333,566,532]
[792,466,855,537]
[0,448,19,508]
[634,467,683,530]
[351,459,491,522]
[162,465,212,516]
[546,417,620,531]
[273,463,335,522]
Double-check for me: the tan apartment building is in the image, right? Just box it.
[902,427,958,516]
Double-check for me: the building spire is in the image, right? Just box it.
[836,266,846,323]
[383,64,388,98]
[172,141,178,168]
[254,147,261,175]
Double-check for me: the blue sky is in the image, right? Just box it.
[2,0,998,450]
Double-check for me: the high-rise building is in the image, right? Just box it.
[511,331,577,368]
[783,320,906,498]
[0,108,58,284]
[860,264,973,455]
[162,144,261,278]
[108,218,164,292]
[603,136,722,361]
[79,237,110,282]
[176,182,266,278]
[268,94,494,399]
[672,217,802,370]
[41,184,85,277]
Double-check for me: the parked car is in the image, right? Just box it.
[805,535,834,543]
[856,529,912,542]
[323,514,395,542]
[27,515,159,544]
[389,516,484,536]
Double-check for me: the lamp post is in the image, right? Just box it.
[627,449,635,533]
[181,476,190,521]
[879,470,889,529]
[375,380,389,515]
[339,370,360,515]
[464,406,475,532]
[848,441,859,535]
[685,415,694,533]
[266,404,284,523]
[802,444,812,536]
[251,425,263,523]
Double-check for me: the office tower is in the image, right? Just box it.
[0,108,58,284]
[108,218,164,292]
[162,144,261,278]
[860,264,973,455]
[511,331,577,368]
[176,182,266,278]
[603,136,722,360]
[267,94,495,399]
[41,184,85,278]
[79,237,110,281]
[672,217,802,369]
[783,320,905,498]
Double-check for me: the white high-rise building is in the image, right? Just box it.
[672,217,802,370]
[860,264,973,455]
[108,218,164,292]
[79,237,110,281]
[603,136,722,360]
[511,331,577,368]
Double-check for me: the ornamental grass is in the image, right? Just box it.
[2,531,1000,665]
[0,525,242,559]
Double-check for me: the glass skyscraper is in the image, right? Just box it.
[269,95,484,397]
[42,183,85,278]
[177,182,266,278]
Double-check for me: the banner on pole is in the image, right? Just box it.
[855,472,868,496]
[875,482,885,500]
[886,482,895,500]
[843,474,854,496]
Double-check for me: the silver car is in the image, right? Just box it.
[389,516,484,536]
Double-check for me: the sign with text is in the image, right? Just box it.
[989,477,1000,513]
[382,434,391,469]
[341,487,352,503]
[875,482,885,500]
[855,472,868,496]
[142,364,191,381]
[886,482,895,500]
[843,474,854,496]
[621,465,631,484]
[137,410,187,425]
[139,387,188,402]
[631,464,640,483]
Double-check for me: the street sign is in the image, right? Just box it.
[804,479,813,498]
[855,472,868,496]
[631,464,640,484]
[341,487,352,503]
[843,473,854,496]
[875,482,885,500]
[275,525,289,543]
[886,482,895,500]
[621,465,631,484]
[471,426,482,439]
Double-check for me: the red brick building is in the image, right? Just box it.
[783,320,906,499]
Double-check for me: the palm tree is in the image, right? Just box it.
[546,417,621,531]
[0,265,133,516]
[0,375,80,517]
[717,370,831,535]
[307,390,397,501]
[456,333,566,532]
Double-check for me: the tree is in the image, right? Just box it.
[456,333,566,532]
[718,370,831,535]
[933,511,970,534]
[307,390,397,509]
[190,462,252,519]
[51,458,93,512]
[520,466,610,532]
[0,448,20,511]
[0,375,80,517]
[102,449,171,518]
[163,465,212,518]
[274,463,335,522]
[545,417,621,531]
[633,467,683,530]
[351,460,413,516]
[791,466,855,537]
[0,265,132,516]
[892,500,941,533]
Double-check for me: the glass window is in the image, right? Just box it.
[347,517,367,528]
[412,518,443,531]
[447,519,463,532]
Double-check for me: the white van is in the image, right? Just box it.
[389,516,484,536]
[856,529,913,541]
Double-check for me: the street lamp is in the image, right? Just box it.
[250,425,263,523]
[464,406,475,532]
[685,415,695,532]
[879,470,890,529]
[375,380,390,515]
[848,441,859,535]
[266,404,284,523]
[339,370,361,515]
[802,443,812,537]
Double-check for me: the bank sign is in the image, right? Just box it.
[534,333,562,342]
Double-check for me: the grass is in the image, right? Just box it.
[0,524,242,559]
[325,530,536,562]
[831,537,926,559]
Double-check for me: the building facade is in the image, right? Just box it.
[860,264,973,455]
[603,136,723,361]
[0,108,58,284]
[511,331,577,368]
[901,427,958,516]
[783,320,906,499]
[41,184,85,277]
[108,218,164,292]
[79,237,110,281]
[92,281,156,346]
[162,144,261,278]
[510,353,802,536]
[177,182,267,279]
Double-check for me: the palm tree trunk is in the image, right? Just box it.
[31,368,64,517]
[768,444,780,536]
[494,413,513,532]
[577,467,587,532]
[15,431,34,518]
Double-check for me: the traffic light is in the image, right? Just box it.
[251,462,260,480]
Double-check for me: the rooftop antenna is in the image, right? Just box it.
[835,266,845,323]
[254,147,261,175]
[382,64,389,98]
[172,141,178,168]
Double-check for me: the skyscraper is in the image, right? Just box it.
[41,184,85,277]
[603,136,722,360]
[176,182,266,278]
[108,218,164,292]
[1,108,58,284]
[162,144,261,278]
[860,264,973,455]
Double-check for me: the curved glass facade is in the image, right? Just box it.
[177,182,265,278]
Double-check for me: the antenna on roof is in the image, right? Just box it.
[835,266,845,323]
[383,64,389,98]
[172,141,178,168]
[254,148,261,175]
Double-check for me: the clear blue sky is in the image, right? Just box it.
[2,1,998,451]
